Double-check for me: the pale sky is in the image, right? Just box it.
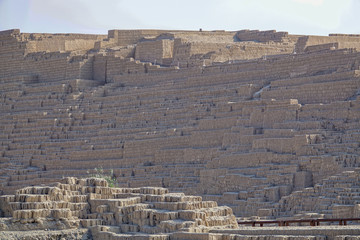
[0,0,359,36]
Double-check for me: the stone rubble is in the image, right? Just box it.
[0,177,237,239]
[1,28,360,238]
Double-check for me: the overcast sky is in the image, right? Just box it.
[0,0,359,36]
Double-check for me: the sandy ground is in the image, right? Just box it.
[0,228,90,240]
[212,225,360,238]
[2,225,360,239]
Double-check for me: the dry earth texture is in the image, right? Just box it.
[1,28,360,239]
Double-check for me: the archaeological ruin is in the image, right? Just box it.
[0,28,360,239]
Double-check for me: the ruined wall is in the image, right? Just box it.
[135,39,174,65]
[296,35,360,53]
[93,55,152,82]
[26,39,95,53]
[1,28,360,220]
[0,177,238,238]
[236,30,289,42]
[0,30,100,81]
[109,29,171,46]
[21,32,106,53]
[171,39,294,68]
[1,49,93,82]
[0,30,27,77]
[171,31,236,43]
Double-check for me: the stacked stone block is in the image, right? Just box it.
[0,177,238,239]
[0,28,360,222]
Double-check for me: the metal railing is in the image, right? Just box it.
[238,218,360,227]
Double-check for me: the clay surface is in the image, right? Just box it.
[1,28,360,239]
